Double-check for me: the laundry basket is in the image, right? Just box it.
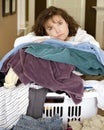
[43,91,98,129]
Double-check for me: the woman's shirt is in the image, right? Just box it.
[14,28,100,48]
[67,28,100,47]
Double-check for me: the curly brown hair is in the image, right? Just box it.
[33,6,79,36]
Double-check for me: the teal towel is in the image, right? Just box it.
[25,43,104,75]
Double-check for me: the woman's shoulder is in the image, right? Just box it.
[75,28,100,47]
[76,27,87,34]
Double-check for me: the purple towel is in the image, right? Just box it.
[1,49,84,104]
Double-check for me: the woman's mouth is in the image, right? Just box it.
[57,34,64,38]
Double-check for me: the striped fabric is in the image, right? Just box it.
[0,84,29,129]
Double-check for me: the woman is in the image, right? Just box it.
[14,6,100,48]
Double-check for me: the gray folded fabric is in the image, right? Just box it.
[26,88,48,119]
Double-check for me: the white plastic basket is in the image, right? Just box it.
[43,91,98,129]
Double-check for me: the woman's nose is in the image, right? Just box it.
[55,27,60,33]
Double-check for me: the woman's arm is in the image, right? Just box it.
[14,32,50,47]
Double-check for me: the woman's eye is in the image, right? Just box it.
[58,21,63,25]
[47,27,52,31]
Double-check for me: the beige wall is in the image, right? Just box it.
[0,0,17,59]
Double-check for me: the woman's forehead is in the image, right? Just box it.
[49,15,63,22]
[45,15,64,26]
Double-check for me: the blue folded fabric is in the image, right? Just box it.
[0,128,9,130]
[13,114,63,130]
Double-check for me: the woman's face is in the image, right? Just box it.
[44,15,69,41]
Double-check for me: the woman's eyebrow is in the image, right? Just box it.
[45,24,52,29]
